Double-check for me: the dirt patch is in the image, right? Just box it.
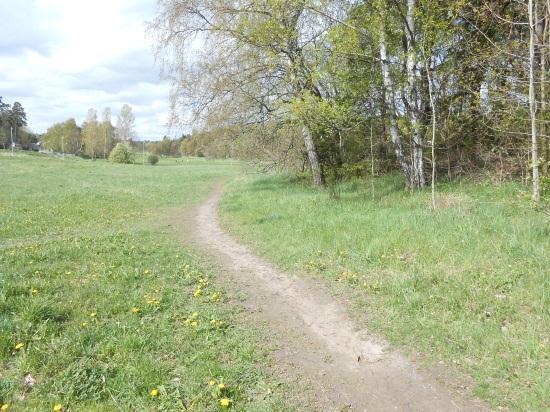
[173,185,490,411]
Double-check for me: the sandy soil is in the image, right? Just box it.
[175,186,490,412]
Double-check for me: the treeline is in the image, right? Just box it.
[0,97,37,149]
[42,104,136,159]
[152,0,550,200]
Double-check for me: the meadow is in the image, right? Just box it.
[0,153,295,411]
[221,173,549,411]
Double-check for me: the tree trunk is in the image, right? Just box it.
[405,0,426,188]
[379,27,413,185]
[529,0,541,201]
[302,125,324,187]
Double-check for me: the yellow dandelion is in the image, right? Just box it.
[218,383,225,390]
[144,269,150,275]
[220,398,231,407]
[89,312,97,317]
[131,307,140,314]
[193,289,202,297]
[208,379,216,386]
[1,403,9,411]
[81,322,88,327]
[53,404,63,412]
[210,292,221,301]
[150,388,159,397]
[31,288,38,295]
[15,343,24,350]
[190,320,198,327]
[210,319,216,325]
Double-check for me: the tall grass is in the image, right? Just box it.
[221,173,549,411]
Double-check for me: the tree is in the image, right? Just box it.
[116,104,135,142]
[101,108,115,158]
[151,0,349,187]
[43,119,83,154]
[83,108,101,159]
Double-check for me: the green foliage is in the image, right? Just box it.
[147,154,159,165]
[221,173,550,411]
[43,119,82,154]
[108,143,134,164]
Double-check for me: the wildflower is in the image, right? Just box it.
[89,312,97,317]
[208,379,217,386]
[53,404,63,411]
[193,288,202,298]
[144,269,150,275]
[150,388,159,397]
[15,343,24,350]
[210,319,217,325]
[131,307,140,314]
[220,398,231,407]
[1,403,9,411]
[31,288,38,295]
[190,320,198,327]
[81,322,88,327]
[218,383,225,390]
[210,292,221,301]
[191,312,199,319]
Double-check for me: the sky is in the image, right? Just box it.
[0,0,176,139]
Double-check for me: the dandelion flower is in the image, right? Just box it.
[1,403,9,411]
[218,383,225,390]
[89,312,97,317]
[193,289,202,297]
[31,288,38,295]
[15,343,24,350]
[220,398,231,407]
[210,319,216,325]
[131,307,140,314]
[81,322,88,327]
[150,388,159,397]
[190,320,198,327]
[208,379,216,386]
[144,269,150,275]
[53,404,63,411]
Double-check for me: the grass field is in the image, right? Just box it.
[221,173,549,411]
[0,153,294,411]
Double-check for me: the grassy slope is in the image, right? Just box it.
[0,153,293,411]
[221,173,549,411]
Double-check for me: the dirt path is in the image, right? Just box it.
[178,186,489,411]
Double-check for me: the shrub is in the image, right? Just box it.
[147,154,159,165]
[108,143,134,164]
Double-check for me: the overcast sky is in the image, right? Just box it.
[0,0,175,139]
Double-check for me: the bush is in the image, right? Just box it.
[108,143,134,164]
[147,154,159,165]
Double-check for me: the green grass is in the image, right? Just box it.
[221,173,550,411]
[0,152,294,411]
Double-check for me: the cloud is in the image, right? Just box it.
[0,0,176,139]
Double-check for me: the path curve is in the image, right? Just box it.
[181,186,488,411]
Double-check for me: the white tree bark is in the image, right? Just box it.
[529,0,541,201]
[302,126,324,187]
[379,27,412,184]
[405,0,426,188]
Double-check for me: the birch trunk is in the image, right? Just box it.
[379,27,412,184]
[529,0,541,201]
[302,125,324,187]
[405,0,426,188]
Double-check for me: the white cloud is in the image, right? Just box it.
[0,0,176,139]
